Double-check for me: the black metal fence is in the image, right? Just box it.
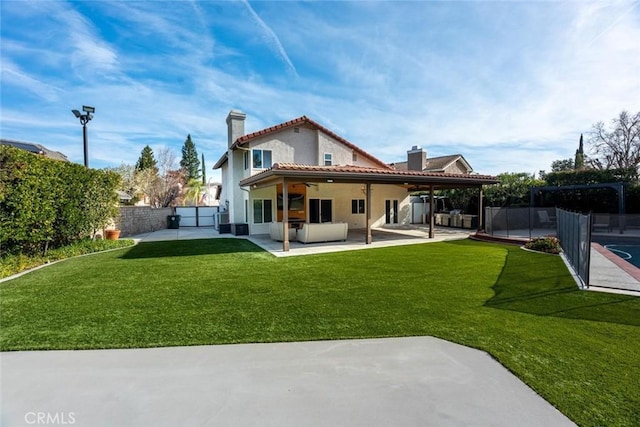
[556,208,591,289]
[484,207,558,239]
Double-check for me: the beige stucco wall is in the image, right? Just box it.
[249,127,317,166]
[220,150,250,224]
[224,124,397,230]
[247,183,410,235]
[246,127,382,169]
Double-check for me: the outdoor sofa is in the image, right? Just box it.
[269,222,297,241]
[297,222,348,244]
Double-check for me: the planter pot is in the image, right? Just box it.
[105,229,121,240]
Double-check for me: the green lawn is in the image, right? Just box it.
[1,238,639,426]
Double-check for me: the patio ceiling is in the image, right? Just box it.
[240,163,499,190]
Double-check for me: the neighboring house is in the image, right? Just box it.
[180,182,221,207]
[117,190,133,204]
[389,146,473,175]
[1,138,69,162]
[213,110,497,250]
[201,183,221,207]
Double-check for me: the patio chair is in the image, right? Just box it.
[537,211,556,228]
[592,213,612,232]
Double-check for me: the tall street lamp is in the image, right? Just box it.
[71,105,95,167]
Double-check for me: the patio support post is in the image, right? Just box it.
[478,186,484,232]
[366,182,372,244]
[429,185,435,239]
[282,178,290,252]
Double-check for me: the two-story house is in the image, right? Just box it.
[214,110,497,251]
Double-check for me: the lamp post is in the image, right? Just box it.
[71,105,95,167]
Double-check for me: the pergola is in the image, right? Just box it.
[240,163,499,251]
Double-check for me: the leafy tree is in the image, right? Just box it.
[438,188,479,213]
[551,159,574,172]
[180,134,200,181]
[136,148,184,208]
[135,145,158,172]
[106,163,137,202]
[545,167,637,186]
[588,110,640,173]
[483,172,545,207]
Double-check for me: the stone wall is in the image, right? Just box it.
[114,207,173,237]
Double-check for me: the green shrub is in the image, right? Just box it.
[0,146,121,255]
[0,239,134,279]
[525,236,561,254]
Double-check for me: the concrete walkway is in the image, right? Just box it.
[131,226,472,257]
[589,243,640,295]
[1,337,575,427]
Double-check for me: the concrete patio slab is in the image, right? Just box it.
[588,243,640,295]
[129,226,472,257]
[1,337,575,427]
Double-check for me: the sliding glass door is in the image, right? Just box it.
[309,199,333,223]
[385,199,398,224]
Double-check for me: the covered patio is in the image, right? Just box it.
[240,163,499,252]
[250,225,474,257]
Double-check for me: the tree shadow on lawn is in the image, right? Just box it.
[120,238,266,259]
[484,245,640,327]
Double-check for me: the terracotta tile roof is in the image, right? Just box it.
[243,163,497,183]
[270,163,492,178]
[231,116,392,170]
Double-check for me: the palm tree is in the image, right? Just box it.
[184,178,204,206]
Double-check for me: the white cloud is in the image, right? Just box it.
[0,61,63,102]
[240,0,298,77]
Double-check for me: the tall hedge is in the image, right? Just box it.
[0,146,120,255]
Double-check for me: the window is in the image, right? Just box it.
[351,199,365,214]
[352,152,357,162]
[244,151,249,170]
[253,199,273,224]
[324,153,333,166]
[252,149,272,169]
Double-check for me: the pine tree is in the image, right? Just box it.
[574,134,585,169]
[135,145,158,172]
[180,134,200,181]
[201,153,206,184]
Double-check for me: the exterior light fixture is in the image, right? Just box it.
[71,105,95,167]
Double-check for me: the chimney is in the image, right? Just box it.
[407,146,426,171]
[226,109,246,147]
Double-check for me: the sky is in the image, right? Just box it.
[1,0,639,182]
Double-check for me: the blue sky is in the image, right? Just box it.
[2,0,639,182]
